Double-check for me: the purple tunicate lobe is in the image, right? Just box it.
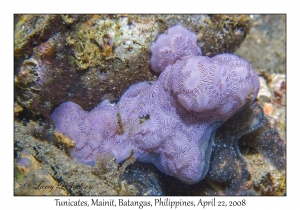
[51,25,259,184]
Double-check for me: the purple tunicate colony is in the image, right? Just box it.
[51,25,259,184]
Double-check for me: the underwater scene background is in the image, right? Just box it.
[14,14,286,196]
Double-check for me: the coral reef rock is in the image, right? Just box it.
[15,15,286,195]
[14,14,251,117]
[151,101,285,195]
[235,15,286,74]
[14,121,139,196]
[50,25,259,184]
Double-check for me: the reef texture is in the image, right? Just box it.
[50,25,259,184]
[14,100,285,195]
[14,121,139,196]
[14,15,285,195]
[152,101,285,195]
[14,14,251,117]
[235,15,286,74]
[15,151,68,196]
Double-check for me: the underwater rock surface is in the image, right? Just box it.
[14,100,286,195]
[14,14,251,117]
[235,15,286,74]
[50,25,259,184]
[151,101,285,195]
[14,14,286,195]
[14,121,139,196]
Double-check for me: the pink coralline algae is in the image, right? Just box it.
[51,25,260,184]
